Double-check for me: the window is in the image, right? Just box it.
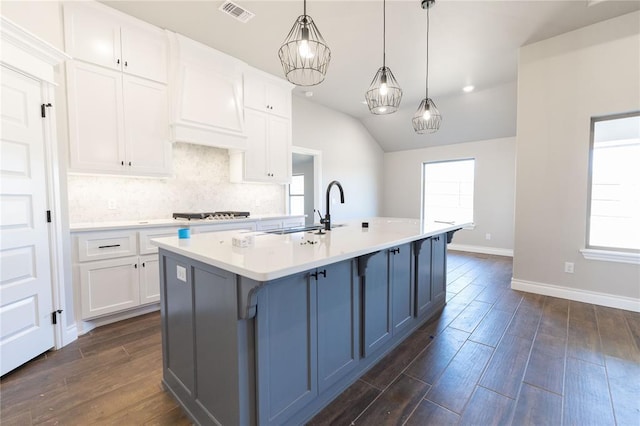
[422,159,475,225]
[587,112,640,252]
[289,174,305,216]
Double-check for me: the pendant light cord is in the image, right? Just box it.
[303,0,307,16]
[425,4,430,100]
[383,0,386,68]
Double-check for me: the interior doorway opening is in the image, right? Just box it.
[290,147,322,226]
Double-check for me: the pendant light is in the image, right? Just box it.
[412,0,441,133]
[365,0,402,114]
[278,0,331,86]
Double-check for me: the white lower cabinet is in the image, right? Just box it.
[139,254,160,304]
[80,256,140,319]
[74,227,178,320]
[74,219,304,321]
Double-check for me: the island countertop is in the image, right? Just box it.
[152,217,467,281]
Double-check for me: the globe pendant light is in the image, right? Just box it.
[365,0,402,115]
[412,0,441,133]
[278,0,331,86]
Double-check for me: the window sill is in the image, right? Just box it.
[580,249,640,265]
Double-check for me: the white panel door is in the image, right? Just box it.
[0,67,54,376]
[122,75,170,175]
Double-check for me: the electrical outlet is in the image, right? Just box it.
[176,265,187,282]
[485,233,491,240]
[564,262,574,274]
[107,199,117,210]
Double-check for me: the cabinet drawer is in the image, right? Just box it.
[77,231,137,262]
[139,227,181,255]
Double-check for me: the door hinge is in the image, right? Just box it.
[51,309,63,324]
[41,103,52,118]
[46,210,52,223]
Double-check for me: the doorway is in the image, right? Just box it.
[290,147,322,226]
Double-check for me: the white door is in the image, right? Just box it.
[0,66,55,376]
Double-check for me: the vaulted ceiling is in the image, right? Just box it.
[103,0,640,152]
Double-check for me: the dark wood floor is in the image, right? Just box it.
[1,252,638,425]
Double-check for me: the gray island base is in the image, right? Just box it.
[153,218,464,425]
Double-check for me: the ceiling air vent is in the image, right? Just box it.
[219,1,255,23]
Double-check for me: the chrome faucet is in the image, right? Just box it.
[322,180,345,231]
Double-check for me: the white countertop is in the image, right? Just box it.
[152,217,468,281]
[70,215,303,232]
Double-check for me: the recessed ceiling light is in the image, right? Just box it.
[304,91,313,97]
[463,85,475,93]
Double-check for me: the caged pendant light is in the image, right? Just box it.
[278,0,331,86]
[365,0,402,114]
[412,0,441,133]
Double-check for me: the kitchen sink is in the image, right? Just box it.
[264,225,323,235]
[264,224,347,235]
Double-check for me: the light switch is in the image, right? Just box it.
[177,265,187,282]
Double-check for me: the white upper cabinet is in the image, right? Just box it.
[64,1,167,83]
[64,2,171,176]
[230,67,293,184]
[67,61,125,173]
[67,61,170,176]
[167,31,247,150]
[244,71,292,119]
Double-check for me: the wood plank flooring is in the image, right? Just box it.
[1,251,638,425]
[311,252,640,426]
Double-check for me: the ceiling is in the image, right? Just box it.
[102,0,640,152]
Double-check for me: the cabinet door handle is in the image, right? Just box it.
[128,161,132,166]
[98,244,121,249]
[389,247,400,255]
[310,269,327,280]
[124,61,128,67]
[142,262,146,267]
[121,161,124,166]
[134,263,138,269]
[117,59,120,65]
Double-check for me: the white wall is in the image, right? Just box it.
[513,11,640,308]
[383,137,516,255]
[292,97,384,220]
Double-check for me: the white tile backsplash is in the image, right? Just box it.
[67,143,285,223]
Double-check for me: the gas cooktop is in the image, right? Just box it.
[173,212,251,220]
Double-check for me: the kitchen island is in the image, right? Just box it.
[152,217,464,426]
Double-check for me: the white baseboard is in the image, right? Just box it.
[511,278,640,312]
[62,323,78,347]
[78,303,161,335]
[448,243,513,257]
